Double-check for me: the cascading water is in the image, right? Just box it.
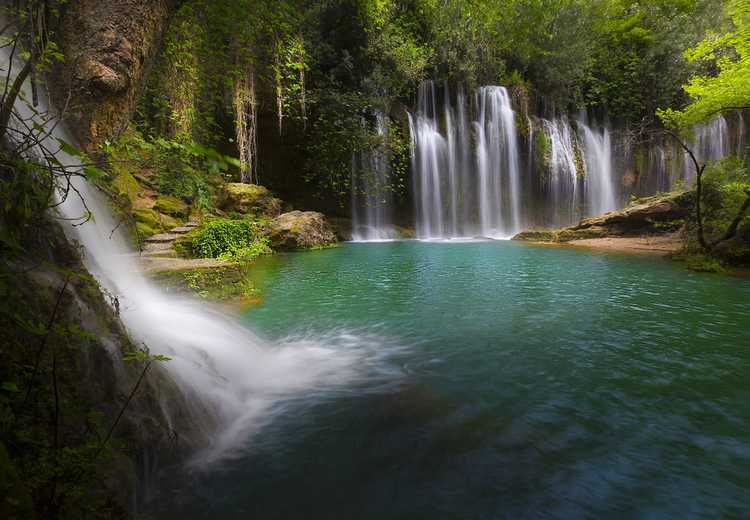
[409,82,522,239]
[541,117,579,225]
[538,115,618,224]
[578,119,617,216]
[683,114,735,181]
[475,86,522,237]
[3,50,391,467]
[351,111,395,241]
[408,82,447,238]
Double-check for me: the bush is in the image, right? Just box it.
[702,158,750,238]
[190,218,271,261]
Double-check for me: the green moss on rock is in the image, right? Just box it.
[153,196,189,218]
[220,183,282,217]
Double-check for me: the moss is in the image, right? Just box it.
[533,130,551,179]
[150,265,260,301]
[111,170,139,202]
[172,233,195,257]
[573,138,586,181]
[136,222,158,238]
[153,196,189,218]
[133,208,161,228]
[683,254,725,273]
[512,229,557,242]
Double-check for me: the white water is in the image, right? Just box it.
[351,111,396,241]
[579,118,617,216]
[3,50,391,467]
[409,82,522,239]
[541,117,579,225]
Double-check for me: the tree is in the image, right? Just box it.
[659,0,750,128]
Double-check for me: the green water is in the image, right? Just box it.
[162,241,750,519]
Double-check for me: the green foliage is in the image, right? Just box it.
[190,218,272,261]
[105,128,239,212]
[152,266,260,301]
[659,0,750,128]
[701,157,750,236]
[683,253,726,273]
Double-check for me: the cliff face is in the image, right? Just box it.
[50,0,181,151]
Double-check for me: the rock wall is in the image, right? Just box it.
[50,0,182,151]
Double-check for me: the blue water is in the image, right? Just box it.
[158,241,750,519]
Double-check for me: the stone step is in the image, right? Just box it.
[169,225,196,234]
[144,233,181,243]
[142,241,174,253]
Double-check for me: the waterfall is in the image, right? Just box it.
[351,111,395,241]
[578,119,617,216]
[541,117,579,225]
[681,114,736,182]
[409,81,447,238]
[3,50,381,466]
[409,82,522,239]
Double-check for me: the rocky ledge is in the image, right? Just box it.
[513,191,694,252]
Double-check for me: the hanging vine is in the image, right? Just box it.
[233,64,258,184]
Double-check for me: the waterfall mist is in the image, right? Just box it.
[3,50,396,467]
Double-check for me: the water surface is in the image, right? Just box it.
[159,241,750,519]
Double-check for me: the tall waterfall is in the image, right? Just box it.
[579,119,617,216]
[3,50,382,466]
[351,111,395,241]
[409,82,522,239]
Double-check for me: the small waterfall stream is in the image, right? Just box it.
[351,111,395,241]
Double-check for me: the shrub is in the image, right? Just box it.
[701,158,750,238]
[190,218,271,261]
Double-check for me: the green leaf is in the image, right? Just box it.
[1,382,20,392]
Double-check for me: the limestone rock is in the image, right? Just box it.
[268,211,337,250]
[220,183,282,217]
[513,191,693,242]
[49,0,181,151]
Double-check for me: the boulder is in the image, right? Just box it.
[268,211,337,250]
[220,183,282,217]
[513,190,693,242]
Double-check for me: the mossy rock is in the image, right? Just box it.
[153,196,189,218]
[173,233,195,257]
[269,211,337,250]
[136,222,158,239]
[512,229,557,242]
[220,183,282,217]
[133,208,161,228]
[112,170,139,202]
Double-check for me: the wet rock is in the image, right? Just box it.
[268,211,337,250]
[513,190,693,242]
[220,183,282,217]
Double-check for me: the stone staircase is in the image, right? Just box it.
[135,221,230,273]
[140,221,199,258]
